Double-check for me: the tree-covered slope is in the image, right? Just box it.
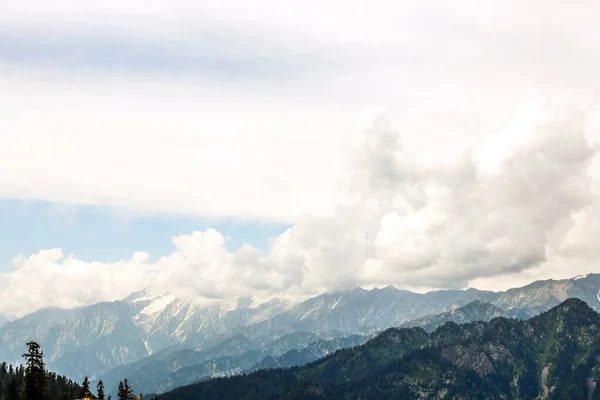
[157,298,600,400]
[0,341,84,400]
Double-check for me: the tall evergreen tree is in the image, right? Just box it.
[80,377,91,398]
[96,380,105,400]
[123,379,134,400]
[117,381,125,400]
[21,341,49,400]
[0,357,82,400]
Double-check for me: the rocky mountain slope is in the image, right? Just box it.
[153,334,368,394]
[400,300,530,332]
[158,298,600,400]
[98,332,316,394]
[96,329,368,395]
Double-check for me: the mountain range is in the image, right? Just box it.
[158,298,600,400]
[105,332,369,395]
[1,273,600,395]
[132,301,531,395]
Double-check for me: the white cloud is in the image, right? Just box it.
[1,0,599,223]
[0,71,350,222]
[1,0,600,314]
[1,103,599,316]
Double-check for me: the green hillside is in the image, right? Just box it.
[158,298,600,400]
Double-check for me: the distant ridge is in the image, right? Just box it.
[400,300,529,331]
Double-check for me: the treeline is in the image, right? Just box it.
[0,341,82,400]
[0,341,155,400]
[71,376,154,400]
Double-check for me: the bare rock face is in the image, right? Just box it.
[441,344,494,376]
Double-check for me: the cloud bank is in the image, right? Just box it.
[1,104,598,316]
[2,0,600,315]
[2,0,600,223]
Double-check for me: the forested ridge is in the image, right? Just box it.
[0,341,153,400]
[158,298,600,400]
[0,342,82,400]
[0,362,82,400]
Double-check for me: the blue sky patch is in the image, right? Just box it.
[0,199,289,272]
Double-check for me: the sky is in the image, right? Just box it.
[1,0,600,316]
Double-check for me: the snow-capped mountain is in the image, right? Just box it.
[2,273,600,385]
[0,288,293,381]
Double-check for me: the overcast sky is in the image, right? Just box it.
[1,0,600,316]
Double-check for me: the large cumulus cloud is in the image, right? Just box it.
[0,104,598,316]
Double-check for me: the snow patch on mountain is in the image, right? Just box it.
[126,287,174,305]
[331,295,343,310]
[140,295,176,315]
[142,339,151,354]
[132,295,161,303]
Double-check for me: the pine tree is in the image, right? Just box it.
[0,356,83,400]
[96,380,105,400]
[7,375,19,400]
[107,396,112,400]
[117,381,125,400]
[21,341,49,400]
[123,379,134,400]
[80,377,90,398]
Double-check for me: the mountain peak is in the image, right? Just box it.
[125,287,171,303]
[377,285,401,293]
[553,297,592,312]
[532,297,599,328]
[460,300,502,311]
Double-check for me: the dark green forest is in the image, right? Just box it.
[0,341,82,400]
[0,341,148,400]
[158,299,600,400]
